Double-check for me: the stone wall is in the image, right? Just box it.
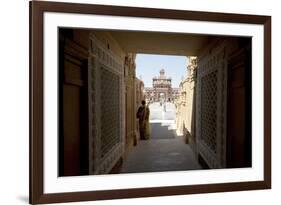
[124,54,138,149]
[196,38,244,168]
[176,38,247,169]
[176,57,197,153]
[196,39,228,169]
[88,32,126,174]
[135,78,144,109]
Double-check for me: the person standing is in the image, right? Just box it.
[136,100,150,140]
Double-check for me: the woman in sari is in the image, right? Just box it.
[136,100,150,140]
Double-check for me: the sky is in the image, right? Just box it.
[135,54,188,88]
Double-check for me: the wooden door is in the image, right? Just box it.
[59,29,89,176]
[227,45,251,168]
[63,65,81,176]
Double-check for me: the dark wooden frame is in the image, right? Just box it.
[30,1,271,204]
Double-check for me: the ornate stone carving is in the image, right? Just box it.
[188,56,197,81]
[88,34,125,174]
[196,40,227,169]
[100,67,120,156]
[175,57,197,151]
[144,69,180,102]
[201,71,218,153]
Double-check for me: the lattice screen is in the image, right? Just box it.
[89,34,125,174]
[200,71,218,153]
[100,67,120,157]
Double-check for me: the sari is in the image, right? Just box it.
[137,105,150,140]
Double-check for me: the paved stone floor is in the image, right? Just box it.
[121,102,202,174]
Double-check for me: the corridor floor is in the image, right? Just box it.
[121,102,202,174]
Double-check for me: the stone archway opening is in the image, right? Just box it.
[121,53,200,173]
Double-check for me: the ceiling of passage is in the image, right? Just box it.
[107,30,211,56]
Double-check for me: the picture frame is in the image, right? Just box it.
[30,0,271,204]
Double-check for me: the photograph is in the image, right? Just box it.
[58,28,252,176]
[29,1,271,203]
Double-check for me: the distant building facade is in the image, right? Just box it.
[144,69,180,102]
